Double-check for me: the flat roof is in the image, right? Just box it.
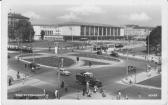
[33,22,124,28]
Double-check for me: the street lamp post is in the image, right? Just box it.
[70,27,73,42]
[126,35,129,77]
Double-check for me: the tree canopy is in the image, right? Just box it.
[14,19,34,42]
[146,26,161,54]
[40,30,45,40]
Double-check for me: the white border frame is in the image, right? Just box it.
[1,0,168,105]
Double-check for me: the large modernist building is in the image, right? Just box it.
[124,25,154,39]
[33,22,125,41]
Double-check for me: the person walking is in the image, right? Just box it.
[93,85,98,93]
[61,81,64,88]
[76,56,79,63]
[8,78,12,86]
[25,64,27,68]
[82,88,85,96]
[17,71,20,79]
[55,90,58,99]
[89,61,92,67]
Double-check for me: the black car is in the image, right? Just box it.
[76,72,102,87]
[96,51,102,55]
[110,51,119,57]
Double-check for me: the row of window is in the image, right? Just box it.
[81,26,120,36]
[42,30,53,36]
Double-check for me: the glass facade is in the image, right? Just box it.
[86,26,89,35]
[95,26,98,36]
[99,27,102,35]
[103,27,106,36]
[107,27,110,36]
[81,25,85,36]
[90,26,94,35]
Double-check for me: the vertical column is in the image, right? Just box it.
[102,27,103,36]
[113,28,115,36]
[88,26,90,36]
[93,26,95,36]
[84,26,86,36]
[116,28,118,36]
[98,26,99,36]
[109,27,111,36]
[106,27,108,36]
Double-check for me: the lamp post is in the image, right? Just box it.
[70,27,73,42]
[126,35,129,77]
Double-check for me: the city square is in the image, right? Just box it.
[5,0,163,100]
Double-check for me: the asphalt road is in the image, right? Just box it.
[8,50,160,99]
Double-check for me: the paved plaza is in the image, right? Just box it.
[7,40,161,100]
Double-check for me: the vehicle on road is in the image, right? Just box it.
[96,50,102,55]
[110,51,119,57]
[76,72,102,87]
[29,63,40,71]
[115,44,124,48]
[60,68,71,76]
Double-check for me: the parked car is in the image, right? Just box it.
[60,68,71,76]
[110,51,119,57]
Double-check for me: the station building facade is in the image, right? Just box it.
[33,22,125,41]
[124,25,154,39]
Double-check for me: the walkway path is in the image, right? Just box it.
[16,52,123,70]
[117,69,161,90]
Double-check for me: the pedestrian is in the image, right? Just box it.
[76,56,79,62]
[17,72,20,79]
[65,87,68,92]
[61,81,64,88]
[43,89,46,95]
[8,78,12,86]
[118,90,121,99]
[87,89,91,97]
[99,87,103,93]
[82,88,85,96]
[89,61,92,67]
[93,85,98,93]
[102,91,106,97]
[25,64,27,68]
[55,90,58,99]
[125,94,128,100]
[49,46,51,51]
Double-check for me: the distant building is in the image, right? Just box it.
[8,13,30,41]
[33,22,125,41]
[124,25,154,39]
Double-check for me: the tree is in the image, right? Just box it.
[40,30,45,40]
[15,19,34,42]
[146,26,161,55]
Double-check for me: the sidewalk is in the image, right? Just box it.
[117,68,161,89]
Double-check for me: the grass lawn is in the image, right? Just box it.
[19,53,42,57]
[71,53,120,62]
[138,75,161,88]
[26,56,75,67]
[82,60,109,66]
[117,46,147,55]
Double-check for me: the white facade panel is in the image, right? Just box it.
[120,28,125,36]
[60,26,81,36]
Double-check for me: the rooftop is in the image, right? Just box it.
[33,22,124,28]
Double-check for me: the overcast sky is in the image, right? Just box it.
[6,0,161,27]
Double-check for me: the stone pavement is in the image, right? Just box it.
[117,68,161,90]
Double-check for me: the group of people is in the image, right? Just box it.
[82,85,103,97]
